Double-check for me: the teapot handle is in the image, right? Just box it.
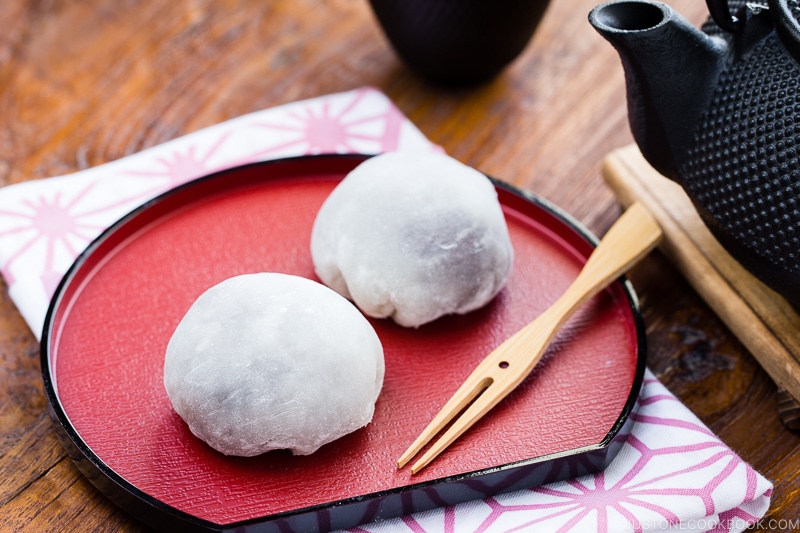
[770,0,800,64]
[706,0,740,32]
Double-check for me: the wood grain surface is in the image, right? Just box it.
[1,0,798,531]
[603,145,800,407]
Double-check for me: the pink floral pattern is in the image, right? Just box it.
[0,88,772,532]
[0,87,433,334]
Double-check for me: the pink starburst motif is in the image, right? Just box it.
[153,146,216,184]
[122,89,408,196]
[517,416,757,533]
[249,88,405,156]
[123,132,243,198]
[0,184,129,297]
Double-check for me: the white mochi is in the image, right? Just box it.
[311,151,514,328]
[163,273,385,457]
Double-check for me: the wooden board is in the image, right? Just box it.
[603,144,800,409]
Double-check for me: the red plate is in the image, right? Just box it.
[41,154,645,532]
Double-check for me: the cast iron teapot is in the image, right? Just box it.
[589,0,800,307]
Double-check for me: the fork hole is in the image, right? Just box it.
[498,361,509,369]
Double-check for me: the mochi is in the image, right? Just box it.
[311,151,513,328]
[163,273,385,457]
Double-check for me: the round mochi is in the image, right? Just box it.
[311,151,514,328]
[163,273,385,457]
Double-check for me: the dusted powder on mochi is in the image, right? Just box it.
[310,151,514,328]
[163,273,385,457]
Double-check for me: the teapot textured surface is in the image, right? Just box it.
[590,0,800,307]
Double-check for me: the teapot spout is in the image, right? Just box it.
[589,1,727,180]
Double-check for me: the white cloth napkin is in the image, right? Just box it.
[0,87,771,532]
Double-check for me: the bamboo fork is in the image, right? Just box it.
[396,201,663,474]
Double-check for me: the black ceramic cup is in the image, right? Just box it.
[368,0,551,85]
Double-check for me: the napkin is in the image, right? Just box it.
[0,87,771,532]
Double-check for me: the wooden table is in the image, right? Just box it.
[1,0,797,531]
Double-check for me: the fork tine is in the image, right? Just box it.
[406,325,552,473]
[397,309,555,472]
[409,378,511,474]
[396,371,492,469]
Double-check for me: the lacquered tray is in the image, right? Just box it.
[41,154,645,532]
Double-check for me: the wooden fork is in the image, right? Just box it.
[396,201,663,474]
